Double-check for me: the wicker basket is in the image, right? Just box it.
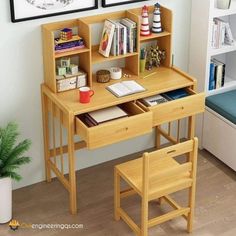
[96,70,111,83]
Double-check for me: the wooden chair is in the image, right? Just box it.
[114,138,198,236]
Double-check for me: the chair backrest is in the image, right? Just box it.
[142,138,198,192]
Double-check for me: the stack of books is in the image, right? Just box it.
[211,18,234,49]
[99,19,137,58]
[55,35,85,54]
[81,106,128,127]
[209,59,225,91]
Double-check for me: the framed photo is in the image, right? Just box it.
[102,0,148,8]
[10,0,98,23]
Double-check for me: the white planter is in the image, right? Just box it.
[217,0,231,9]
[0,177,12,223]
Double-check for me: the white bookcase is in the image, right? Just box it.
[189,0,236,145]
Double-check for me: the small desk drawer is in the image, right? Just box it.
[75,102,152,149]
[137,88,205,126]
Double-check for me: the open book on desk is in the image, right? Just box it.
[107,80,146,97]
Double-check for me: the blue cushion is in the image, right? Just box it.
[206,90,236,124]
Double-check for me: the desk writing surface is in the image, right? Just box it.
[45,67,194,115]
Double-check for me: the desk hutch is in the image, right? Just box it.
[41,6,205,214]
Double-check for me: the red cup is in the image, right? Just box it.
[79,87,94,103]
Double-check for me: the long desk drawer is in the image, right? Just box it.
[75,102,152,149]
[137,88,205,126]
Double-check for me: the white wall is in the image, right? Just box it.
[0,0,192,189]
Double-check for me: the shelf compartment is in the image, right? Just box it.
[213,1,236,18]
[209,44,236,56]
[137,88,205,126]
[207,76,236,96]
[140,31,171,42]
[91,47,138,64]
[75,102,152,149]
[54,47,90,58]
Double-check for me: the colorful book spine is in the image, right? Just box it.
[209,62,216,90]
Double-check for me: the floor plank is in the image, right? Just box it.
[0,149,235,236]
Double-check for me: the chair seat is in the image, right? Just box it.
[116,156,192,200]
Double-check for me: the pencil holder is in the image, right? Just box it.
[140,59,146,73]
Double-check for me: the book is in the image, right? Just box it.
[109,19,120,56]
[212,58,225,89]
[140,94,169,107]
[99,20,116,57]
[86,106,128,125]
[163,88,190,100]
[209,62,216,90]
[107,81,145,97]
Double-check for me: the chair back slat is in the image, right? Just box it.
[148,140,194,162]
[142,138,198,191]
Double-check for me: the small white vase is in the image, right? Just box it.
[0,177,12,223]
[217,0,231,9]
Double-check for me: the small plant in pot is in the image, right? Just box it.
[0,122,31,223]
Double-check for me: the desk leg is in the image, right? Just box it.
[156,126,161,149]
[41,90,51,183]
[67,112,77,214]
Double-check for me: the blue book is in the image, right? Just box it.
[209,62,216,90]
[163,88,190,100]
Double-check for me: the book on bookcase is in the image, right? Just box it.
[209,59,225,90]
[99,18,137,57]
[211,18,234,49]
[99,20,116,57]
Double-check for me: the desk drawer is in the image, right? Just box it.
[137,88,205,126]
[75,102,152,149]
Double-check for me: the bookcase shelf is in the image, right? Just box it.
[54,47,90,58]
[140,31,171,42]
[92,50,139,64]
[208,76,236,95]
[209,44,236,56]
[212,1,236,17]
[42,5,172,93]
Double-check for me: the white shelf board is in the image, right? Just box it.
[213,1,236,17]
[207,76,236,96]
[209,44,236,56]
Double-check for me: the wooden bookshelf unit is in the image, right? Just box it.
[41,5,205,215]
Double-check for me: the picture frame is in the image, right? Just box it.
[10,0,98,23]
[102,0,148,8]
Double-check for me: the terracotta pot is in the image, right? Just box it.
[0,177,12,223]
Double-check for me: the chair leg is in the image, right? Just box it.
[114,168,121,221]
[141,198,149,236]
[187,186,196,233]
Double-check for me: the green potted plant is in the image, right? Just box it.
[0,122,31,223]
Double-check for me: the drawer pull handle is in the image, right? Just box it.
[116,127,129,133]
[167,150,176,154]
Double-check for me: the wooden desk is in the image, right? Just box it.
[41,66,205,214]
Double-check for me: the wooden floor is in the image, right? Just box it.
[1,149,236,236]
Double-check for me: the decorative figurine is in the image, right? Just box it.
[152,2,163,33]
[60,28,73,41]
[146,46,166,70]
[140,5,151,36]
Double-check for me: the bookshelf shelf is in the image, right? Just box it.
[54,47,90,58]
[91,50,138,64]
[209,44,236,56]
[140,31,171,42]
[207,76,236,95]
[212,1,236,17]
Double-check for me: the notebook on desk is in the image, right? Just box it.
[85,106,128,126]
[107,80,146,97]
